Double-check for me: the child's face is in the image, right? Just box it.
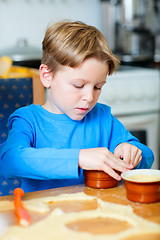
[45,58,109,121]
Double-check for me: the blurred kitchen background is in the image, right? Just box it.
[0,0,160,169]
[0,0,160,68]
[101,0,160,67]
[0,0,102,67]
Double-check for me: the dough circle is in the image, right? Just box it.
[0,192,160,240]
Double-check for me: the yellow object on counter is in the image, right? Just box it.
[0,56,13,78]
[7,66,39,78]
[0,56,39,78]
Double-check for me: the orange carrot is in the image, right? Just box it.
[13,188,31,227]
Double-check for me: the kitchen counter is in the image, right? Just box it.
[0,183,160,239]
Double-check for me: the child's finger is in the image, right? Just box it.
[104,154,133,173]
[131,151,142,167]
[102,164,121,181]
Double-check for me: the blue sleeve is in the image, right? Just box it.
[108,115,154,169]
[0,117,80,180]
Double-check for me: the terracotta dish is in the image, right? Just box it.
[83,170,119,189]
[121,169,160,203]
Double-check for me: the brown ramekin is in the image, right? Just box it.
[121,169,160,203]
[83,170,119,189]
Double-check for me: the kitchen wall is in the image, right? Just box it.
[0,0,102,53]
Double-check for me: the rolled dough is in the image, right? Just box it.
[0,192,159,240]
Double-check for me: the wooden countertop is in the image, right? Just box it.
[0,183,160,240]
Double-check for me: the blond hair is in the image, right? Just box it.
[42,20,120,75]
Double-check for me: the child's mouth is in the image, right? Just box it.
[76,108,89,113]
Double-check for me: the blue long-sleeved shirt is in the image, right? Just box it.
[0,103,154,192]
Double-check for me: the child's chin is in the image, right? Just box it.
[70,114,85,121]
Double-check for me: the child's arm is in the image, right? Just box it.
[0,142,80,181]
[108,115,154,170]
[0,118,80,181]
[79,113,154,180]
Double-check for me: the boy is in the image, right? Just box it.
[0,20,153,193]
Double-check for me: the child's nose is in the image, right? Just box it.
[82,89,94,102]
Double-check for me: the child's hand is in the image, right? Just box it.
[114,143,142,168]
[79,148,133,180]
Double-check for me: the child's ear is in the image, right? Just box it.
[39,64,53,88]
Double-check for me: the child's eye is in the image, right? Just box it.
[74,85,84,88]
[94,86,101,90]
